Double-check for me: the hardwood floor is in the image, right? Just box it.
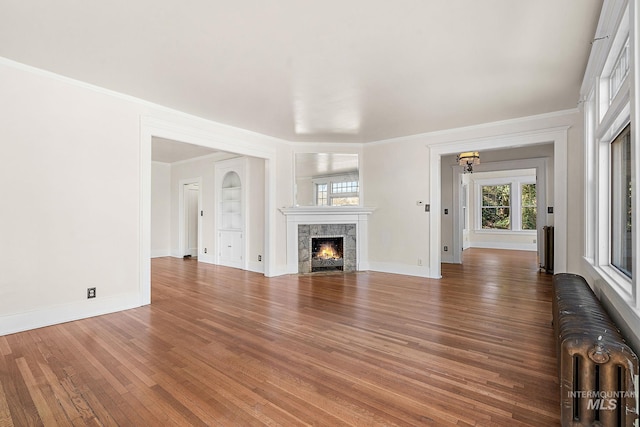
[0,249,559,426]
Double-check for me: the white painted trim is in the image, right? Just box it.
[468,242,537,252]
[429,127,568,279]
[457,160,546,260]
[178,178,202,259]
[151,250,171,258]
[140,116,281,307]
[368,110,579,147]
[367,262,431,278]
[246,260,265,274]
[279,207,375,274]
[581,0,629,96]
[0,292,141,337]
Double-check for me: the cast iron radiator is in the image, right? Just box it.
[552,273,639,426]
[542,225,554,273]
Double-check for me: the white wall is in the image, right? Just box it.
[247,157,266,272]
[151,162,171,257]
[0,61,144,334]
[363,110,583,278]
[0,59,287,335]
[363,142,430,276]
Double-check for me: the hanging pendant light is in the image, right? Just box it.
[457,151,480,173]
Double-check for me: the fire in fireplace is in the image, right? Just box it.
[311,236,344,272]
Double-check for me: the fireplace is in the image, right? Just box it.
[296,223,357,274]
[311,236,344,272]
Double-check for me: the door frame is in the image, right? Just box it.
[178,178,202,258]
[141,116,278,306]
[451,158,548,263]
[428,126,569,278]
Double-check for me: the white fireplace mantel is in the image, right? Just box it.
[279,206,376,274]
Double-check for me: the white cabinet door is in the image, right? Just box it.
[219,230,243,268]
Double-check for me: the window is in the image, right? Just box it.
[583,2,634,298]
[316,184,328,206]
[481,184,511,230]
[332,181,359,194]
[315,178,359,206]
[521,183,537,230]
[609,37,629,104]
[474,174,537,233]
[611,125,632,278]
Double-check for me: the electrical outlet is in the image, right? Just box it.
[444,246,448,252]
[258,255,262,262]
[204,248,207,254]
[87,287,96,299]
[417,258,423,266]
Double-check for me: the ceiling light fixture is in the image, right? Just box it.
[457,151,480,173]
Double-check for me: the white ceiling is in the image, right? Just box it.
[0,1,602,143]
[152,137,219,163]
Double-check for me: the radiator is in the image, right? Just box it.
[553,273,639,426]
[542,225,554,273]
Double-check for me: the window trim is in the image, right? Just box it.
[582,1,636,306]
[474,176,537,233]
[610,124,632,278]
[480,183,512,230]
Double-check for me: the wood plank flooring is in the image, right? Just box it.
[0,249,559,426]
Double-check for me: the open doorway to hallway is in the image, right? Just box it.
[181,181,200,258]
[440,145,553,270]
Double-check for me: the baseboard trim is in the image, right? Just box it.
[247,261,265,274]
[469,242,537,251]
[0,292,143,337]
[368,262,435,278]
[151,250,171,258]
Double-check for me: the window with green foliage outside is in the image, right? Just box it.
[482,185,511,229]
[521,183,537,230]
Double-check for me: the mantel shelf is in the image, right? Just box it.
[279,206,376,216]
[281,206,374,275]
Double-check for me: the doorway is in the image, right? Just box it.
[180,180,202,259]
[450,158,547,266]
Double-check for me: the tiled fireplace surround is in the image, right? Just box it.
[298,224,356,273]
[280,207,375,274]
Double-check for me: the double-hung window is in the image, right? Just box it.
[475,174,537,232]
[481,184,511,230]
[611,125,632,278]
[314,176,360,206]
[521,183,537,230]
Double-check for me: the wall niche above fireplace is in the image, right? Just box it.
[298,224,356,274]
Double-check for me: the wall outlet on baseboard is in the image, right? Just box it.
[258,255,262,262]
[204,248,207,254]
[444,246,448,252]
[417,258,423,266]
[87,287,96,299]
